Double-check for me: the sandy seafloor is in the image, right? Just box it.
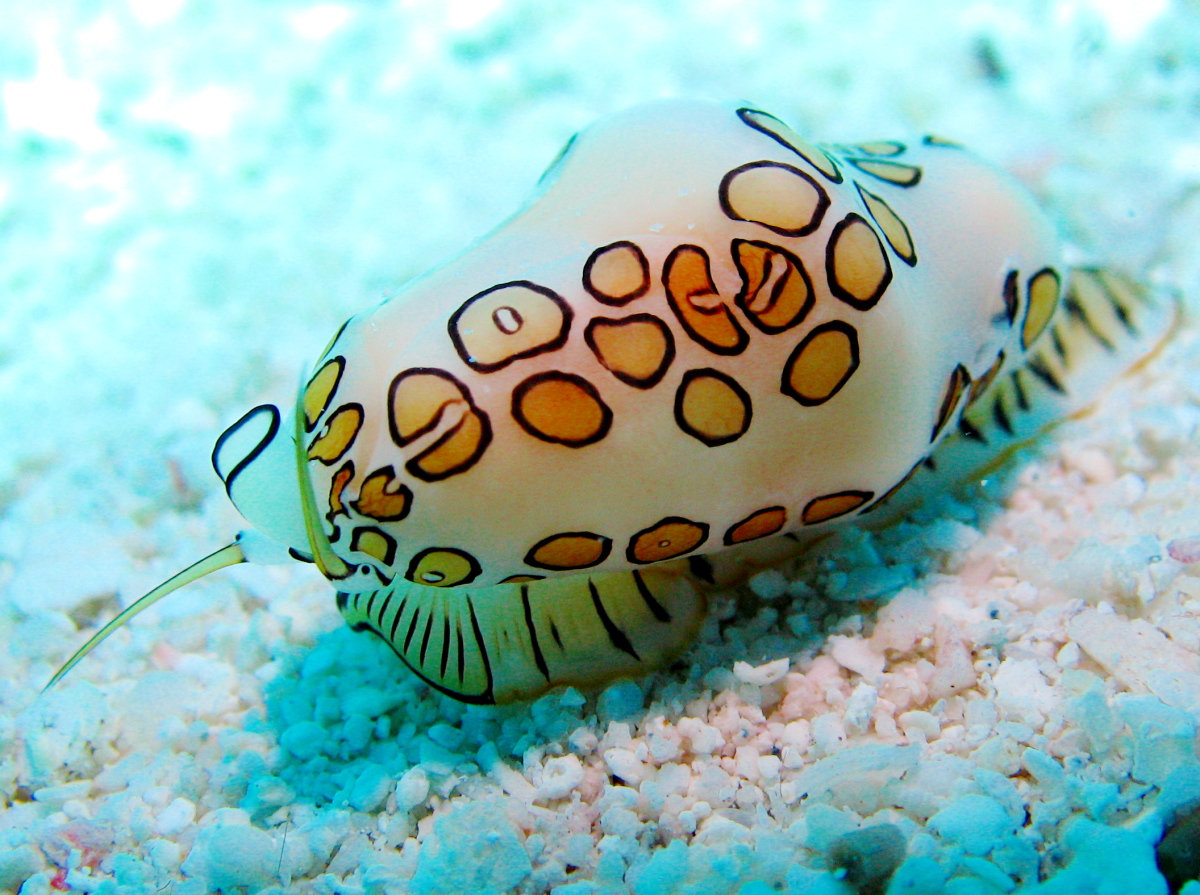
[4,0,1200,892]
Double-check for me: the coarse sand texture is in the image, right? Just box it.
[3,2,1200,894]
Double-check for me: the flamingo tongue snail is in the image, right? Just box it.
[45,100,1176,705]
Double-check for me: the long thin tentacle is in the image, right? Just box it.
[41,541,246,693]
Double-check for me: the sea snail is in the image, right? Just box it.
[47,99,1173,705]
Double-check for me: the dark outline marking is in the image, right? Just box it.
[456,621,466,685]
[854,182,917,267]
[405,546,483,587]
[448,280,574,373]
[674,367,753,447]
[731,238,816,334]
[521,585,551,682]
[662,243,749,357]
[440,615,451,679]
[1064,291,1117,352]
[342,590,495,704]
[1026,355,1067,394]
[723,506,787,546]
[390,596,408,644]
[992,395,1014,435]
[922,135,965,148]
[588,579,639,659]
[718,160,830,238]
[537,132,577,186]
[511,370,614,448]
[213,403,280,496]
[582,240,651,306]
[862,462,923,514]
[351,465,413,522]
[418,611,434,667]
[801,490,874,525]
[465,596,496,703]
[303,356,346,433]
[846,158,922,187]
[632,570,672,623]
[933,364,971,442]
[1003,270,1019,325]
[403,605,421,652]
[825,213,893,311]
[958,415,986,442]
[967,351,1005,407]
[735,107,844,184]
[687,555,715,584]
[1095,271,1136,334]
[350,526,397,567]
[781,319,861,407]
[584,313,676,389]
[1012,369,1030,411]
[315,319,351,369]
[626,515,710,565]
[524,531,613,571]
[1050,325,1069,365]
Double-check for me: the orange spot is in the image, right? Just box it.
[389,369,492,482]
[847,158,922,186]
[675,369,752,446]
[410,411,490,480]
[512,372,612,447]
[802,490,872,525]
[526,532,612,570]
[304,357,344,432]
[854,140,905,157]
[308,404,363,465]
[390,371,467,444]
[406,548,481,587]
[719,161,828,237]
[782,322,859,406]
[732,240,814,334]
[628,517,709,564]
[724,507,787,545]
[351,527,396,565]
[826,214,891,310]
[855,183,916,266]
[586,314,674,389]
[353,466,412,521]
[584,241,650,306]
[736,108,843,182]
[328,460,355,516]
[663,245,748,355]
[448,281,572,372]
[1022,268,1060,348]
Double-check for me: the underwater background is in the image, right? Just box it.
[3,0,1200,892]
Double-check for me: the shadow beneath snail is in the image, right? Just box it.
[248,451,1030,827]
